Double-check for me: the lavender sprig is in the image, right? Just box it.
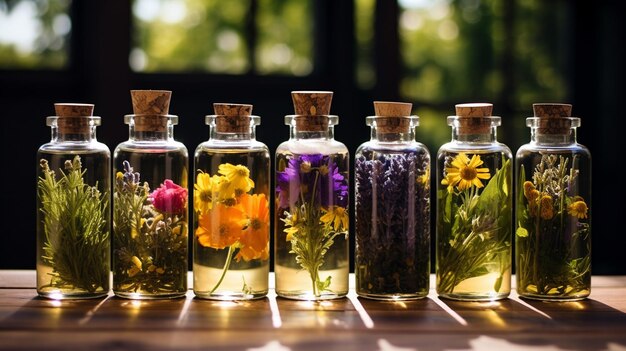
[355,151,430,295]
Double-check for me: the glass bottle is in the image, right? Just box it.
[355,101,430,300]
[275,91,349,300]
[36,103,110,299]
[516,103,591,301]
[113,90,188,299]
[436,103,512,301]
[193,103,270,300]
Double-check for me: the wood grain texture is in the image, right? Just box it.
[1,272,625,350]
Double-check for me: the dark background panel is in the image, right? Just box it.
[0,0,623,274]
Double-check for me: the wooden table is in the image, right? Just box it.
[1,271,625,350]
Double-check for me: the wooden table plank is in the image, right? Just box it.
[0,270,35,289]
[1,272,625,351]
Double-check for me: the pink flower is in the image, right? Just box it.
[150,180,187,215]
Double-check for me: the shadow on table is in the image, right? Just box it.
[0,295,111,330]
[349,296,626,351]
[520,297,626,326]
[184,296,273,329]
[275,296,362,329]
[3,294,626,351]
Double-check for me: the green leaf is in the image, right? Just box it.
[439,188,453,224]
[317,275,332,292]
[475,159,511,213]
[467,266,490,278]
[516,226,528,238]
[517,164,526,208]
[494,275,503,292]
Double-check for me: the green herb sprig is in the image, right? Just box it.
[38,156,110,293]
[516,155,590,297]
[437,156,512,295]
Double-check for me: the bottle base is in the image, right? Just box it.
[114,291,187,300]
[276,290,347,301]
[518,292,589,302]
[37,290,108,300]
[437,291,510,301]
[356,291,428,301]
[194,291,267,301]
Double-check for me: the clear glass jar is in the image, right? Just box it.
[436,103,512,301]
[113,91,188,299]
[515,104,591,301]
[275,91,349,300]
[355,102,430,300]
[36,103,111,299]
[193,104,270,300]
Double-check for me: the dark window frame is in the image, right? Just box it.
[0,0,356,110]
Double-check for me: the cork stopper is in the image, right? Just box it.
[131,90,171,115]
[291,91,333,131]
[130,90,171,132]
[374,101,412,117]
[533,103,572,118]
[55,103,94,117]
[373,101,412,133]
[214,103,253,133]
[54,103,94,134]
[532,103,574,135]
[455,103,494,134]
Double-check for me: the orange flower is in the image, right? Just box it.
[196,204,246,249]
[235,194,270,262]
[523,181,535,198]
[539,195,554,220]
[568,200,588,219]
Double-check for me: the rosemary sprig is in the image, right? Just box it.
[38,156,110,293]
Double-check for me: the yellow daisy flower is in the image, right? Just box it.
[218,163,255,196]
[320,206,349,232]
[568,200,588,219]
[194,172,220,213]
[441,175,455,193]
[444,153,491,191]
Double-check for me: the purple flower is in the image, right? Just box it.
[122,160,140,184]
[276,154,348,209]
[276,160,301,209]
[355,152,431,294]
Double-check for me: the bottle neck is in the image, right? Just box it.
[210,128,256,141]
[125,114,177,142]
[531,128,577,145]
[129,125,173,141]
[51,126,98,143]
[451,126,498,143]
[371,127,414,142]
[290,126,334,140]
[285,114,338,141]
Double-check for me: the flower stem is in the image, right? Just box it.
[308,172,322,297]
[210,245,235,294]
[311,270,319,297]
